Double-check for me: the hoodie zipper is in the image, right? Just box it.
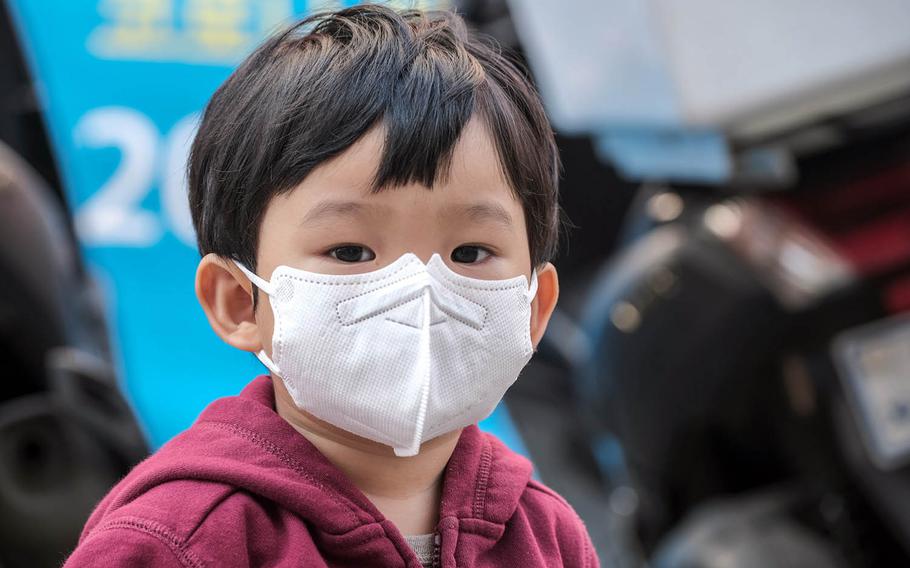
[431,532,441,568]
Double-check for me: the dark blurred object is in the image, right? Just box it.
[0,139,149,567]
[1,4,149,559]
[0,1,63,203]
[573,106,910,566]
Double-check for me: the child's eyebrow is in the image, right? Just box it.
[443,202,514,230]
[300,200,378,225]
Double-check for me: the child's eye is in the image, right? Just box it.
[329,245,376,263]
[451,245,491,264]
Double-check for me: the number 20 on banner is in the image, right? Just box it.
[74,107,200,248]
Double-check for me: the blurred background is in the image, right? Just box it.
[2,0,910,566]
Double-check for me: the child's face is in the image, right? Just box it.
[249,117,546,356]
[196,116,559,451]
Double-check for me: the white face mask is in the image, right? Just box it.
[235,252,538,456]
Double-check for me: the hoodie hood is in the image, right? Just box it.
[82,376,534,545]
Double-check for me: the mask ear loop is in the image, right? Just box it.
[232,260,282,376]
[233,260,275,296]
[527,270,539,301]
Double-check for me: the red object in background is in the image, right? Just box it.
[774,160,910,314]
[835,210,910,276]
[884,274,910,314]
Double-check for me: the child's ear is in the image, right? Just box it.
[530,262,559,349]
[195,253,263,353]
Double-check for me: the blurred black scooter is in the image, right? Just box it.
[570,95,910,567]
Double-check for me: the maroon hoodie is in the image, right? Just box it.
[64,376,599,567]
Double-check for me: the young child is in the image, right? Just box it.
[64,4,598,567]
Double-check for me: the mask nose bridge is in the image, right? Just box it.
[335,271,429,326]
[335,267,486,329]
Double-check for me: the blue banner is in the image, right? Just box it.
[8,0,527,455]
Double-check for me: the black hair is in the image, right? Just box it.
[188,3,561,272]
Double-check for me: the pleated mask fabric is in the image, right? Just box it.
[235,252,538,456]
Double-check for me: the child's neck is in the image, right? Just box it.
[272,378,461,535]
